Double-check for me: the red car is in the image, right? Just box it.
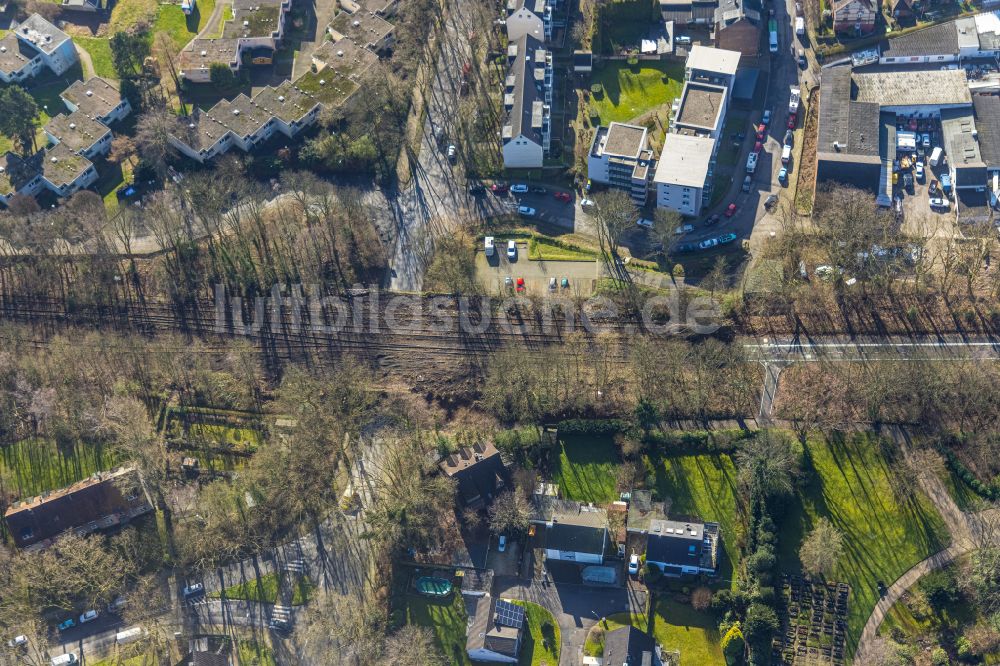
[554,191,571,203]
[516,277,525,292]
[490,183,509,194]
[724,203,737,217]
[756,125,765,140]
[787,114,797,129]
[753,141,763,154]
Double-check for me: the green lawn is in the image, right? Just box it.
[397,592,471,666]
[210,572,313,605]
[154,0,217,52]
[588,61,684,125]
[237,639,276,666]
[0,438,116,501]
[552,435,621,504]
[110,0,160,33]
[649,453,742,588]
[513,601,560,666]
[778,433,949,655]
[90,656,154,666]
[586,601,723,666]
[73,37,117,79]
[528,237,597,262]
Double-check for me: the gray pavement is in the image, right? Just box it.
[494,576,647,666]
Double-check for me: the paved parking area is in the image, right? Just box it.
[486,537,521,577]
[475,242,599,296]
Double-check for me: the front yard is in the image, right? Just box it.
[513,601,560,666]
[587,61,684,126]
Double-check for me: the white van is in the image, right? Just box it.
[51,654,78,666]
[116,627,145,645]
[781,144,792,164]
[484,236,494,257]
[675,35,692,45]
[746,152,758,173]
[929,146,943,167]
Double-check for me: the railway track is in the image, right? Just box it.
[0,294,658,364]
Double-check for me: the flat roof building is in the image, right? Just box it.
[653,133,716,216]
[587,122,654,204]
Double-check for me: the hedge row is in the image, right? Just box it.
[555,419,754,453]
[941,448,1000,501]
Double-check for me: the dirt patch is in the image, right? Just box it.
[794,87,819,215]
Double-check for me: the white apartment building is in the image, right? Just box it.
[587,122,655,204]
[0,14,78,84]
[506,0,551,42]
[653,134,715,216]
[501,34,552,169]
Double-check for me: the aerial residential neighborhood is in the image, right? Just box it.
[1,0,1000,661]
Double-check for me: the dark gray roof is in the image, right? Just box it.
[942,106,987,186]
[503,34,545,145]
[645,520,705,565]
[878,21,958,58]
[660,0,717,23]
[604,626,657,666]
[957,188,992,223]
[818,66,881,158]
[546,523,607,555]
[973,95,1000,169]
[715,0,761,25]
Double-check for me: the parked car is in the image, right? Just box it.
[484,236,495,257]
[798,50,807,68]
[554,191,571,202]
[183,583,205,598]
[764,193,779,209]
[498,535,507,552]
[725,203,737,217]
[468,184,486,195]
[560,277,569,288]
[7,636,27,648]
[446,144,457,162]
[778,167,788,183]
[79,611,98,625]
[762,110,771,125]
[788,113,797,129]
[915,161,925,181]
[517,206,536,217]
[717,233,738,244]
[706,213,721,225]
[929,197,950,210]
[580,198,595,208]
[699,238,719,249]
[50,655,78,666]
[636,217,653,228]
[515,277,525,292]
[504,276,513,287]
[742,175,752,192]
[784,129,794,147]
[677,243,698,253]
[507,240,517,259]
[903,172,914,192]
[549,277,557,290]
[675,224,694,235]
[921,133,931,148]
[490,183,509,194]
[781,144,792,164]
[628,553,639,575]
[530,186,547,194]
[756,124,765,141]
[510,184,529,193]
[753,141,763,154]
[57,619,76,632]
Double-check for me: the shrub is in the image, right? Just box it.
[920,568,960,611]
[747,547,776,576]
[743,603,779,655]
[590,83,604,98]
[672,263,685,278]
[692,586,713,611]
[931,646,949,665]
[557,418,629,435]
[720,622,746,666]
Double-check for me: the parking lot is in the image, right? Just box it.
[892,120,960,237]
[475,242,599,296]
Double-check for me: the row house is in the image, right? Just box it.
[506,0,552,42]
[169,38,377,162]
[501,34,553,169]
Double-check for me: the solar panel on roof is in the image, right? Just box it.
[494,600,525,628]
